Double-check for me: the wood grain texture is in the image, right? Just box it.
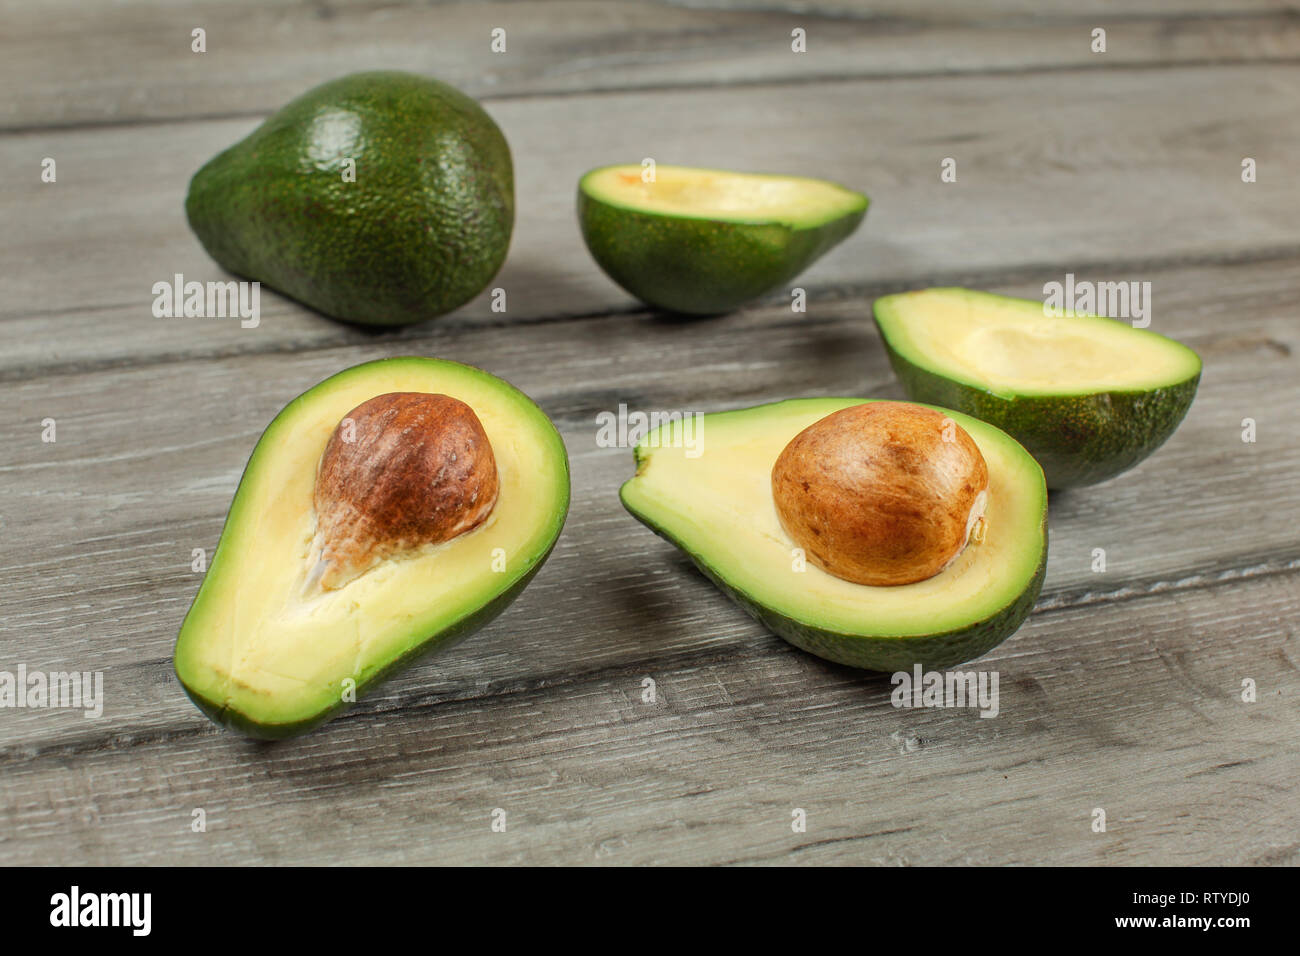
[5,1,1299,131]
[4,64,1299,377]
[2,0,1298,867]
[1,258,1295,758]
[1,571,1295,865]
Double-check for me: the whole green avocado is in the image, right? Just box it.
[186,71,514,326]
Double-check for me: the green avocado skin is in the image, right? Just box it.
[177,540,560,740]
[620,478,1048,673]
[577,191,865,315]
[880,345,1200,489]
[186,71,514,326]
[173,357,571,740]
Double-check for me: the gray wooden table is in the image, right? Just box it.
[3,0,1298,866]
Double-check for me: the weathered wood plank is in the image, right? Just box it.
[1,257,1295,754]
[3,64,1298,375]
[4,0,1298,868]
[1,569,1295,865]
[4,1,1297,131]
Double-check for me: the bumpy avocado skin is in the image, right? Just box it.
[880,345,1200,489]
[619,447,1048,672]
[577,188,866,315]
[186,71,514,326]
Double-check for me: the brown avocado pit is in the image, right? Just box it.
[771,401,989,587]
[308,391,499,591]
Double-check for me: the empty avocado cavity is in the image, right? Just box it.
[578,164,868,314]
[874,288,1202,488]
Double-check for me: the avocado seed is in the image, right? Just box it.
[771,402,988,587]
[308,392,499,590]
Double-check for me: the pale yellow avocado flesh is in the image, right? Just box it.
[175,359,568,730]
[882,288,1202,396]
[583,165,867,227]
[620,398,1045,638]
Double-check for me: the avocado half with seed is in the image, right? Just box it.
[578,164,868,314]
[873,288,1202,488]
[174,357,569,738]
[620,398,1048,671]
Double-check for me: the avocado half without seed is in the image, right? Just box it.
[186,71,514,326]
[174,358,569,738]
[620,399,1047,671]
[578,164,868,314]
[873,288,1202,489]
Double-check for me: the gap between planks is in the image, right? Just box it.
[4,245,1300,385]
[1,548,1296,770]
[9,50,1300,139]
[4,1,1299,132]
